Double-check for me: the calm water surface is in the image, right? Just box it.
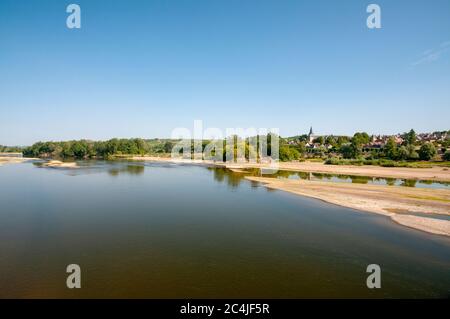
[0,161,449,298]
[244,168,450,189]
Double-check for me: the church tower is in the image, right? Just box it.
[308,127,316,143]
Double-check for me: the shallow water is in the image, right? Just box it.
[245,168,450,190]
[0,161,449,298]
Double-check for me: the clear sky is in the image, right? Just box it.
[1,0,449,145]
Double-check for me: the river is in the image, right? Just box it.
[0,161,448,298]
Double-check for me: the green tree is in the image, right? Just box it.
[407,144,419,160]
[444,150,450,161]
[342,133,367,159]
[336,136,349,147]
[313,136,324,144]
[384,137,398,160]
[352,132,370,145]
[71,141,88,158]
[60,142,74,157]
[325,136,337,147]
[397,146,409,160]
[340,143,359,159]
[405,129,416,145]
[418,143,437,161]
[294,141,306,157]
[163,141,174,153]
[279,146,300,161]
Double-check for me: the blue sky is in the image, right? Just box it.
[1,0,449,145]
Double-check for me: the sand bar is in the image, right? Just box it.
[131,156,450,182]
[245,176,450,236]
[40,160,79,168]
[0,156,39,166]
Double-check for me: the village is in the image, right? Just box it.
[285,127,450,161]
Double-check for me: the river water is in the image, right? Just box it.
[0,161,448,298]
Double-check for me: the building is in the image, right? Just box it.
[308,126,319,143]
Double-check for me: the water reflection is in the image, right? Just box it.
[1,160,449,298]
[108,165,145,176]
[382,177,396,186]
[209,167,247,188]
[32,160,449,189]
[401,179,417,188]
[243,168,449,190]
[33,160,147,177]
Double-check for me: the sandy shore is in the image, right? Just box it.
[131,156,209,165]
[131,156,450,182]
[131,156,450,236]
[0,157,79,168]
[245,176,450,236]
[224,161,450,182]
[0,156,38,166]
[40,160,79,168]
[4,155,449,235]
[274,162,450,182]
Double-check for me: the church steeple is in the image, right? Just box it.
[308,127,315,143]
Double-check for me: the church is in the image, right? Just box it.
[308,127,319,143]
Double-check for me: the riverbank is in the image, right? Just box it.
[130,156,450,182]
[130,156,450,236]
[0,156,38,166]
[276,162,450,182]
[4,155,450,236]
[0,157,80,168]
[40,160,79,168]
[245,176,450,236]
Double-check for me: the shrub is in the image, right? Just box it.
[444,150,450,161]
[379,159,396,167]
[418,143,437,161]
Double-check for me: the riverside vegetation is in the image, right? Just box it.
[4,129,449,166]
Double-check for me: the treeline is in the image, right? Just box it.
[21,135,292,161]
[19,130,450,163]
[335,130,444,161]
[23,139,150,159]
[0,145,23,153]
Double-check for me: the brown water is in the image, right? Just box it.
[0,161,449,298]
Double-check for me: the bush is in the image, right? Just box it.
[325,158,340,165]
[324,158,364,166]
[379,159,396,167]
[279,146,300,161]
[444,150,450,161]
[418,143,437,161]
[364,159,380,166]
